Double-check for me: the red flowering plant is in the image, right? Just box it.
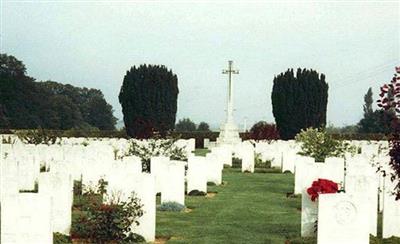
[307,178,339,202]
[377,66,400,200]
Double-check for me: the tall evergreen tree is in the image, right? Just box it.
[363,88,374,115]
[358,87,393,133]
[271,68,329,139]
[119,64,179,138]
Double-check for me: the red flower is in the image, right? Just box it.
[306,178,338,202]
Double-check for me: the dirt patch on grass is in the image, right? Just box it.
[206,192,217,198]
[184,208,193,213]
[154,236,171,244]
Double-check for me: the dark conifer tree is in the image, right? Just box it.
[271,68,328,139]
[119,64,179,138]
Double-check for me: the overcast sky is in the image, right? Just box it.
[1,1,399,129]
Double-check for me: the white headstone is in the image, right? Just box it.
[345,173,378,236]
[1,193,53,244]
[318,193,369,244]
[132,174,156,242]
[161,161,185,205]
[382,177,400,238]
[187,156,208,193]
[38,168,73,235]
[205,153,223,185]
[150,156,169,194]
[301,189,318,237]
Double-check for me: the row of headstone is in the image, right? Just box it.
[251,139,389,174]
[0,136,198,243]
[300,151,400,241]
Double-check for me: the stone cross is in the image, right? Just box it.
[222,60,239,124]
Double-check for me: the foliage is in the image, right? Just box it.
[295,128,355,162]
[0,53,26,78]
[119,64,179,138]
[249,121,279,140]
[188,190,207,196]
[73,180,83,196]
[159,201,185,212]
[125,136,187,172]
[377,66,400,200]
[254,154,271,168]
[123,233,146,243]
[358,87,394,134]
[197,121,211,132]
[271,68,328,139]
[325,123,359,134]
[0,54,117,130]
[16,129,61,145]
[53,232,71,244]
[358,110,395,134]
[175,118,197,132]
[71,180,144,243]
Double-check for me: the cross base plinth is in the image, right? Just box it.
[217,122,242,146]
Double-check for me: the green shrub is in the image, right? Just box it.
[295,128,355,162]
[188,190,207,196]
[16,129,61,145]
[1,135,15,144]
[70,210,91,239]
[125,136,187,172]
[73,180,83,196]
[254,153,271,168]
[53,232,71,244]
[123,233,146,243]
[159,202,185,212]
[71,180,144,242]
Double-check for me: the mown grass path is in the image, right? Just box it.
[156,169,301,244]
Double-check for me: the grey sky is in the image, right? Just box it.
[1,1,399,129]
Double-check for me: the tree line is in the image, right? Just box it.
[1,53,392,139]
[0,54,117,130]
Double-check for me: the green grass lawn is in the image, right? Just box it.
[156,168,302,243]
[61,148,400,243]
[156,168,400,244]
[193,148,211,157]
